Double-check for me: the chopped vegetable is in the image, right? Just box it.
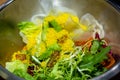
[5,12,115,80]
[90,40,100,54]
[13,69,34,80]
[49,20,62,32]
[38,43,61,60]
[5,60,28,73]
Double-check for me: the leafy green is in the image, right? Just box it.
[18,22,35,30]
[80,46,110,70]
[90,40,100,54]
[36,40,110,80]
[49,20,62,32]
[43,40,110,80]
[50,63,64,79]
[18,22,39,35]
[5,60,28,73]
[41,22,49,41]
[13,69,34,80]
[18,21,41,43]
[38,43,61,60]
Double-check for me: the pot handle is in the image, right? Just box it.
[0,0,14,11]
[106,0,120,11]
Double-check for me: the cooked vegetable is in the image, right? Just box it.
[38,43,61,60]
[49,20,62,32]
[14,69,34,80]
[5,12,115,80]
[6,60,28,73]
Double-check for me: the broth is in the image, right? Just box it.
[0,19,24,66]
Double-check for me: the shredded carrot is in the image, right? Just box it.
[101,54,115,69]
[74,37,93,46]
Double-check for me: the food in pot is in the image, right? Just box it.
[5,12,115,80]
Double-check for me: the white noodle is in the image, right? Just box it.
[19,32,28,44]
[93,20,105,39]
[80,13,105,39]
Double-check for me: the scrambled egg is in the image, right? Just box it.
[44,12,87,31]
[60,39,74,51]
[57,29,69,39]
[45,28,74,52]
[45,28,58,47]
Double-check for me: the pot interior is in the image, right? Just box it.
[0,0,120,72]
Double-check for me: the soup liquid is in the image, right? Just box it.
[0,20,24,66]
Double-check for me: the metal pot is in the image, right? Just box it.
[0,0,120,80]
